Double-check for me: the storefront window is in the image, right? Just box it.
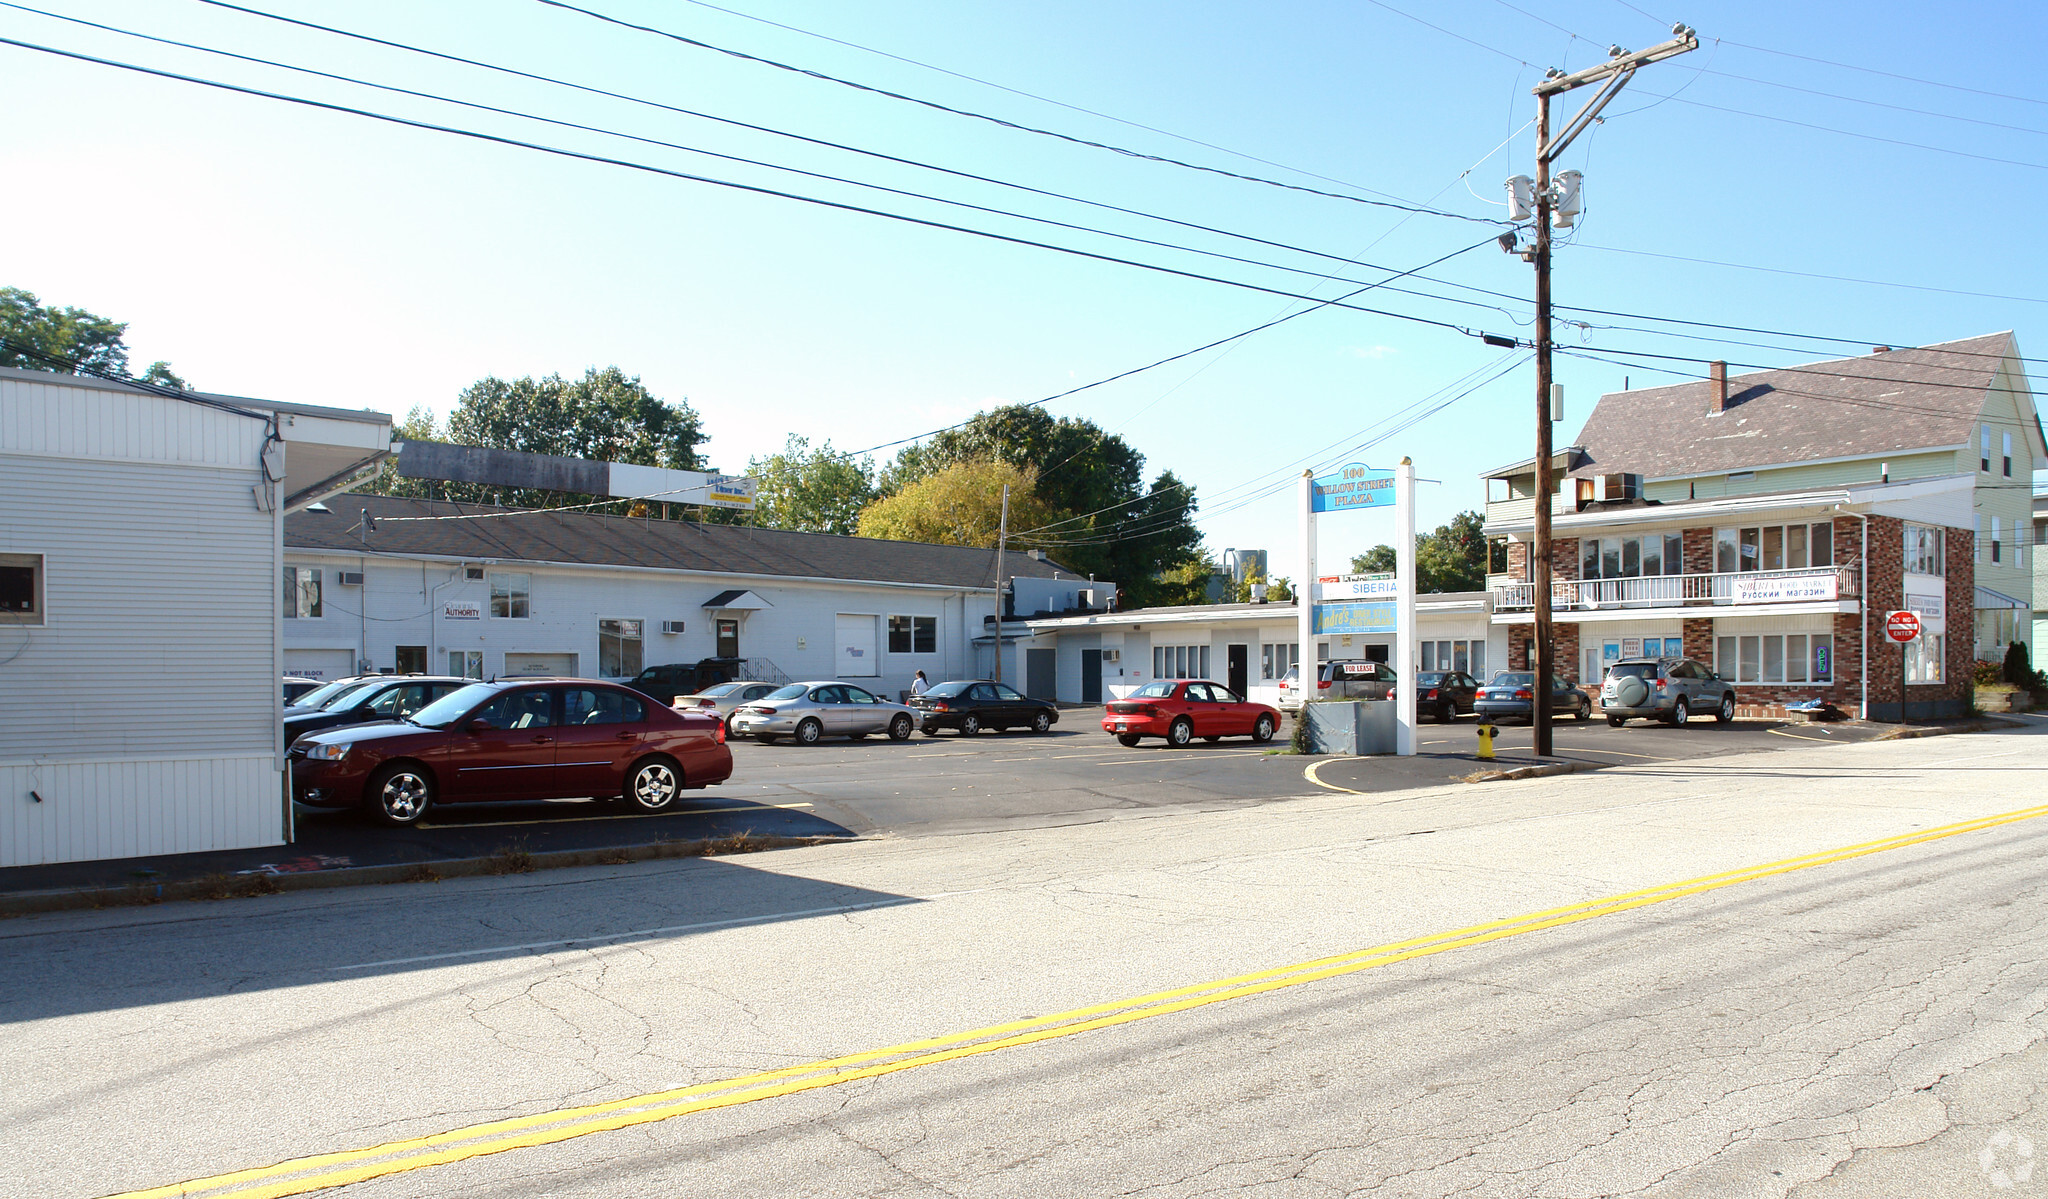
[598,618,643,677]
[1717,633,1832,683]
[1903,635,1945,684]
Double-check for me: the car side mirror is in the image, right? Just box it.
[465,718,492,734]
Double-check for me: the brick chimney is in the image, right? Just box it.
[1709,360,1728,413]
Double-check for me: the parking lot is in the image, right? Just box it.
[291,707,1902,847]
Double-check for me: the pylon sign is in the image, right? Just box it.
[1297,462,1417,756]
[1311,464,1396,512]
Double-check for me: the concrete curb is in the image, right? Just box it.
[1873,716,2026,741]
[1461,760,1593,784]
[0,833,856,917]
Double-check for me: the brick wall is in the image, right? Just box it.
[1506,540,1529,582]
[1944,527,1975,707]
[1682,527,1715,576]
[1508,622,1582,683]
[1552,537,1580,582]
[1682,618,1714,662]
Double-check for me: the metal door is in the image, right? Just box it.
[716,618,739,659]
[1025,648,1057,701]
[1080,649,1102,704]
[1226,644,1249,698]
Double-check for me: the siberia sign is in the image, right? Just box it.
[1310,464,1396,513]
[1884,610,1922,643]
[1311,572,1395,636]
[1731,572,1839,604]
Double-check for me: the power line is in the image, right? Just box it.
[0,36,1503,347]
[530,0,1507,227]
[1694,64,2048,140]
[1570,244,2048,306]
[668,0,1455,211]
[5,1,1521,312]
[1640,89,2048,172]
[1717,38,2048,111]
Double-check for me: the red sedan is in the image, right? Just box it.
[1102,679,1280,747]
[289,678,733,826]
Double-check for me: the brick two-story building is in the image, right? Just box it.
[1483,335,2042,720]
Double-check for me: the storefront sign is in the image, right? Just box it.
[1313,572,1397,601]
[1313,600,1395,636]
[444,600,482,620]
[1731,572,1838,603]
[1310,464,1396,513]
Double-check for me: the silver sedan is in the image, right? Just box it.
[673,681,782,731]
[729,681,917,745]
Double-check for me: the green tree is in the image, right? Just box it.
[747,434,876,536]
[1350,510,1488,593]
[879,405,1203,598]
[1,286,189,386]
[1231,565,1295,604]
[1148,552,1220,608]
[856,459,1053,547]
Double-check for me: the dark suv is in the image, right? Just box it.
[626,659,752,705]
[1600,657,1737,726]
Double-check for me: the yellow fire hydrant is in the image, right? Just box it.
[1476,721,1497,761]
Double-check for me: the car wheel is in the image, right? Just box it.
[1717,693,1736,723]
[1251,714,1276,743]
[1117,733,1143,747]
[960,714,980,736]
[795,718,823,745]
[367,763,434,828]
[1576,699,1591,721]
[623,757,680,812]
[1167,718,1193,747]
[1606,714,1626,728]
[1669,698,1689,727]
[1032,711,1052,734]
[889,714,913,741]
[1439,701,1457,724]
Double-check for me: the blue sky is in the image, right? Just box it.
[4,0,2045,579]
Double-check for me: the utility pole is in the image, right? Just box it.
[992,482,1010,685]
[1515,22,1697,757]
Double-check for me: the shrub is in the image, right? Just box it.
[1972,659,2004,686]
[2003,640,2033,687]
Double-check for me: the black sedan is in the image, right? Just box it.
[1401,670,1482,723]
[907,679,1059,736]
[1473,672,1591,724]
[284,676,472,747]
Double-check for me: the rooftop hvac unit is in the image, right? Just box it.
[661,620,687,635]
[337,571,365,587]
[1076,588,1097,608]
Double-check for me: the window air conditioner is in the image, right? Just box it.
[661,620,687,635]
[1102,648,1121,663]
[337,571,365,587]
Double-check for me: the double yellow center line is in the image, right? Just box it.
[108,801,2048,1199]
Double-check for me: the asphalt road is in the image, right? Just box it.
[6,718,2044,1197]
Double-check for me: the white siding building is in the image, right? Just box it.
[284,494,1089,701]
[1,367,391,868]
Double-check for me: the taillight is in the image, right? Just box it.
[1656,677,1668,689]
[1317,679,1331,689]
[931,701,949,711]
[698,698,716,707]
[1513,689,1533,699]
[715,720,726,744]
[1135,704,1161,718]
[1424,689,1438,699]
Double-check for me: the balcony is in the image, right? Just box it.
[1492,566,1861,613]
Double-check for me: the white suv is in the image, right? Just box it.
[1277,660,1397,713]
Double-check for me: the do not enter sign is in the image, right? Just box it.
[1885,610,1922,643]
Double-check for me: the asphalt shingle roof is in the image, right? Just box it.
[289,493,1073,590]
[1566,333,2036,480]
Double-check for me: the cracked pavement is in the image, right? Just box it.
[2,723,2044,1197]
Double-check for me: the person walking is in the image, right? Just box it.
[911,670,930,696]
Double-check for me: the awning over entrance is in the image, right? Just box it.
[1976,585,2028,611]
[704,589,773,610]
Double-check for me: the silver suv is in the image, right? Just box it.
[1277,659,1397,713]
[1600,657,1736,726]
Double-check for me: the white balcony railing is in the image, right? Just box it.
[1492,566,1861,613]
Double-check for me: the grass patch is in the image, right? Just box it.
[395,864,442,884]
[484,844,536,875]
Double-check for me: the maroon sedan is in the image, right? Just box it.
[1102,679,1280,747]
[289,678,733,826]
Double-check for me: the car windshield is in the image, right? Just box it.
[1416,672,1446,685]
[765,684,809,701]
[1607,663,1657,680]
[408,683,501,729]
[1491,672,1536,687]
[696,682,743,698]
[291,678,360,708]
[1280,666,1299,683]
[927,681,973,698]
[320,680,385,709]
[1131,681,1178,698]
